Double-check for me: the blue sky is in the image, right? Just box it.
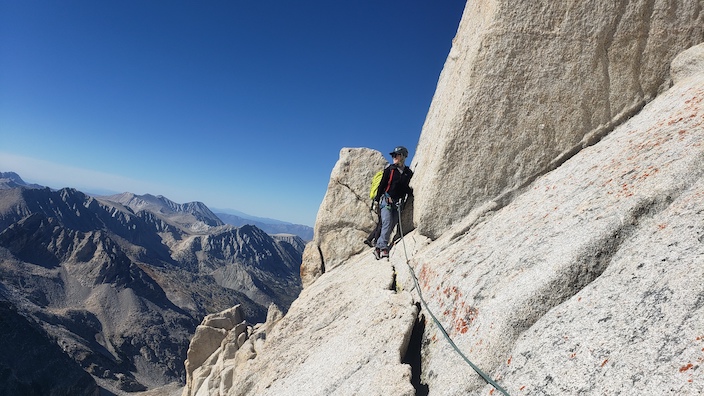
[0,1,465,226]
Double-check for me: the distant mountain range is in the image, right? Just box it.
[215,211,314,241]
[0,171,44,189]
[0,171,305,394]
[0,172,313,240]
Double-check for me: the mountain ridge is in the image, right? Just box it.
[215,212,313,241]
[0,180,304,394]
[0,173,313,239]
[0,171,44,190]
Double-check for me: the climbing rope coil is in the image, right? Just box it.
[394,202,510,396]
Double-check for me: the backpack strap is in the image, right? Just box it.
[384,168,395,195]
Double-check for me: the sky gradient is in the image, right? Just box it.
[0,1,466,226]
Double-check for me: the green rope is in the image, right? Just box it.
[395,203,510,396]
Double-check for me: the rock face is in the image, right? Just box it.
[0,300,99,396]
[412,0,704,239]
[407,43,704,394]
[180,8,704,396]
[183,305,247,393]
[300,148,388,287]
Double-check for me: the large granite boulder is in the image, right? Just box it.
[300,148,388,287]
[412,0,704,239]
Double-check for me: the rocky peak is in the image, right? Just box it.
[272,233,307,253]
[0,171,43,189]
[99,192,224,232]
[0,187,100,233]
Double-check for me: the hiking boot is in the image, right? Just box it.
[380,249,389,259]
[373,248,381,260]
[364,238,374,247]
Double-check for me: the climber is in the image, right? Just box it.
[373,146,413,260]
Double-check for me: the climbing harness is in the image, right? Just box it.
[394,202,511,396]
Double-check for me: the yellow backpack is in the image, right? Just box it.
[369,169,384,200]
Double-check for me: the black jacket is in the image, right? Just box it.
[374,164,413,202]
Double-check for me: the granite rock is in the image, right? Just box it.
[412,0,704,239]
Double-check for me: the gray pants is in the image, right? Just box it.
[375,199,398,250]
